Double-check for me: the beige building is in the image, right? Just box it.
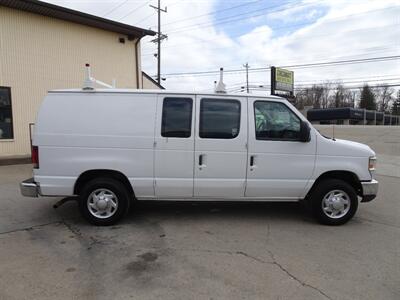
[142,71,165,90]
[0,0,160,158]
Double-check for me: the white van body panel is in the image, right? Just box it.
[34,92,156,197]
[31,89,376,202]
[312,133,374,181]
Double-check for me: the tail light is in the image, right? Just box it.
[31,146,39,169]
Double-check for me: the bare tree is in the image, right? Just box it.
[332,83,346,107]
[320,81,332,108]
[295,82,361,110]
[295,85,325,109]
[347,90,358,108]
[375,85,394,112]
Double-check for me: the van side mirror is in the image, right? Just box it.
[299,121,311,142]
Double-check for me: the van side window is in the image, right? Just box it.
[254,101,301,141]
[200,99,240,139]
[161,97,193,138]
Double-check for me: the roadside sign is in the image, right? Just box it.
[271,66,294,98]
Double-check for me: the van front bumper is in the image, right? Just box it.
[20,178,40,197]
[361,179,378,202]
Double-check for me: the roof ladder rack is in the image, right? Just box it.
[82,64,116,90]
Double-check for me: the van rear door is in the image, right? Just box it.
[194,96,248,198]
[154,95,195,198]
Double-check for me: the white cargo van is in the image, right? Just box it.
[21,89,378,226]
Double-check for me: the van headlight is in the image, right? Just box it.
[368,156,377,171]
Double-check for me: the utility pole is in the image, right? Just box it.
[150,0,167,84]
[243,63,250,93]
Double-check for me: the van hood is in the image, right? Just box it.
[318,135,375,158]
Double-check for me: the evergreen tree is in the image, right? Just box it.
[391,90,400,115]
[359,84,376,110]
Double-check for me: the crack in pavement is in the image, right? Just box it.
[0,217,333,300]
[0,221,62,236]
[235,251,268,264]
[265,249,333,300]
[262,221,333,300]
[53,207,101,249]
[142,244,333,300]
[61,219,83,238]
[59,218,111,250]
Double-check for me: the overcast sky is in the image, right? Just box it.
[44,0,399,93]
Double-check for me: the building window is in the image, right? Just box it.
[254,101,300,141]
[200,99,241,139]
[0,87,13,140]
[161,97,193,138]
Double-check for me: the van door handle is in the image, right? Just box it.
[250,155,256,170]
[199,154,206,169]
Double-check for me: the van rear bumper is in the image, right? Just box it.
[20,178,40,197]
[361,179,378,202]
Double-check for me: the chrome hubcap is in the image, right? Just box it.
[322,189,350,219]
[87,188,118,219]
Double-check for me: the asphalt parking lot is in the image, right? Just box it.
[0,164,399,300]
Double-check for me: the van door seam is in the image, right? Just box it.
[244,96,250,196]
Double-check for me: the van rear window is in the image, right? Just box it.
[161,98,193,138]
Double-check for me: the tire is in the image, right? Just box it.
[310,179,358,226]
[78,177,131,226]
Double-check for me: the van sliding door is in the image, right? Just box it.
[193,96,248,198]
[154,95,195,198]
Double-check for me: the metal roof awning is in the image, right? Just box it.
[307,107,385,121]
[0,0,156,39]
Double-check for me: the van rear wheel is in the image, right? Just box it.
[310,179,358,225]
[79,178,131,226]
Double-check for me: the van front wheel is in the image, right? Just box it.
[310,179,358,225]
[79,178,131,226]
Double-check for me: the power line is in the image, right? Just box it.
[229,77,400,90]
[163,0,263,26]
[298,84,400,90]
[208,48,398,76]
[141,3,398,49]
[296,76,400,84]
[102,0,130,17]
[278,56,400,70]
[230,78,400,89]
[141,5,399,55]
[166,4,397,35]
[141,23,398,56]
[165,1,314,33]
[135,11,156,25]
[227,84,400,93]
[118,0,152,21]
[160,55,400,77]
